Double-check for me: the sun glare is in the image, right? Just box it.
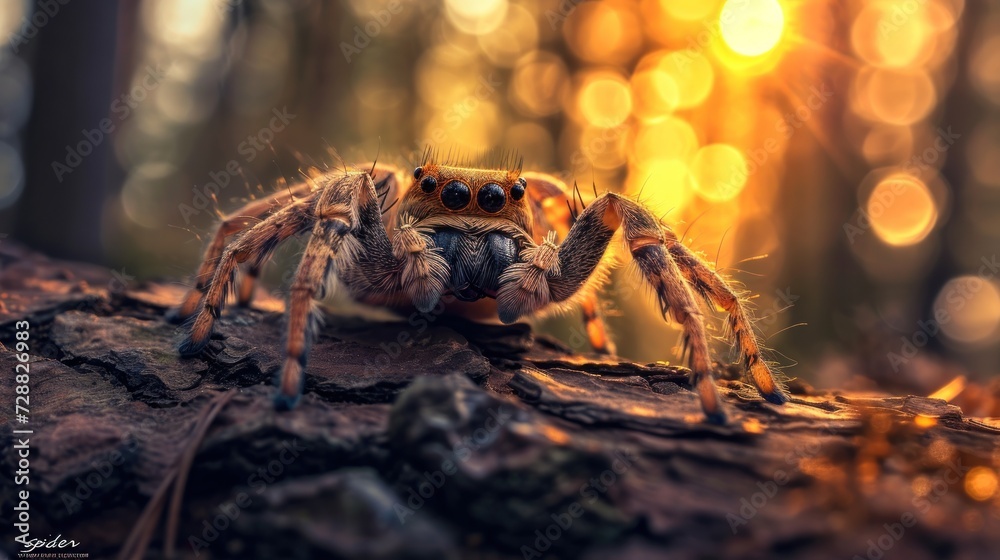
[719,0,786,57]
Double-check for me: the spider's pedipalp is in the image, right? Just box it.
[392,216,449,312]
[498,191,786,423]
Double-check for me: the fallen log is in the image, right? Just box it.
[1,243,998,560]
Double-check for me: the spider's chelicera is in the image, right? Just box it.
[168,149,789,423]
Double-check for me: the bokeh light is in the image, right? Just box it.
[688,144,748,202]
[3,0,992,388]
[564,0,642,65]
[863,67,938,126]
[630,67,680,121]
[631,116,699,165]
[934,277,1000,344]
[637,50,714,110]
[662,0,722,22]
[970,34,1000,105]
[719,0,785,57]
[852,3,933,69]
[476,3,538,67]
[444,0,508,35]
[965,467,999,501]
[510,52,569,117]
[627,159,693,213]
[865,174,939,246]
[576,72,632,127]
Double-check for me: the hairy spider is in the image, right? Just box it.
[168,151,789,423]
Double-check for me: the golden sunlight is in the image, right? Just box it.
[688,143,749,202]
[866,174,938,246]
[719,0,785,57]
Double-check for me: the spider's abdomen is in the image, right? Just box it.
[431,229,519,301]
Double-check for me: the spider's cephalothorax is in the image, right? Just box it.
[169,151,789,423]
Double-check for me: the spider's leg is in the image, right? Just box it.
[627,224,726,424]
[274,221,336,410]
[179,197,317,356]
[667,240,790,404]
[171,162,403,321]
[581,295,616,355]
[168,182,315,323]
[523,172,615,355]
[498,193,726,423]
[236,265,260,307]
[274,170,444,409]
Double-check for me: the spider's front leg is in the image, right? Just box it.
[273,170,448,409]
[522,172,616,355]
[498,193,786,423]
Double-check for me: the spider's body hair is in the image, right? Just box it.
[172,156,789,422]
[419,146,524,176]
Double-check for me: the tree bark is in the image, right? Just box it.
[1,242,998,560]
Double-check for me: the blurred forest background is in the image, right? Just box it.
[0,0,997,395]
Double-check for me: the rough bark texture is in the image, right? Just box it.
[1,243,999,560]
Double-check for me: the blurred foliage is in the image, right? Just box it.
[1,0,997,384]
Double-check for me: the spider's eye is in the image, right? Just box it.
[441,180,471,210]
[413,166,423,179]
[477,182,506,213]
[511,178,526,201]
[420,176,437,193]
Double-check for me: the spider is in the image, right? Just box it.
[168,151,789,423]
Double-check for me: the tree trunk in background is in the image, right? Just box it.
[14,0,120,264]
